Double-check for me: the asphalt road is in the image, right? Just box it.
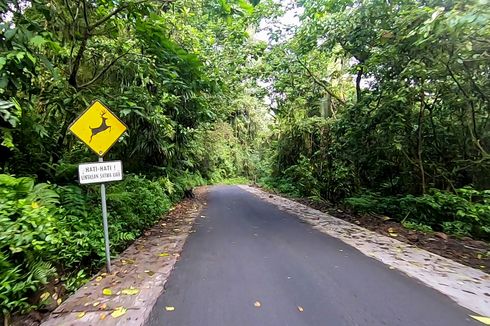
[147,186,479,326]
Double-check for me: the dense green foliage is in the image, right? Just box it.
[256,0,490,238]
[0,172,207,315]
[345,188,490,237]
[0,0,268,178]
[0,0,269,318]
[1,0,490,319]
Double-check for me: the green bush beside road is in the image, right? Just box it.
[0,172,204,316]
[344,188,490,239]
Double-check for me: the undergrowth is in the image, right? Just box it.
[344,188,490,239]
[0,171,204,318]
[259,175,490,240]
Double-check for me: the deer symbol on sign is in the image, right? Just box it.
[89,110,111,143]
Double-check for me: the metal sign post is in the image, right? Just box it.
[68,100,127,274]
[99,156,112,273]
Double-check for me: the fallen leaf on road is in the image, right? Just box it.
[77,312,85,319]
[93,302,100,307]
[121,287,140,295]
[297,306,304,312]
[165,306,175,311]
[96,276,103,281]
[111,306,127,318]
[40,292,50,301]
[254,301,261,308]
[100,303,108,310]
[470,315,490,325]
[100,314,106,320]
[57,298,62,305]
[145,270,155,276]
[159,253,170,257]
[102,288,112,296]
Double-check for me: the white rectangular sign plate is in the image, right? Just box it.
[78,161,123,184]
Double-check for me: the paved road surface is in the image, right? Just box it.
[147,186,479,326]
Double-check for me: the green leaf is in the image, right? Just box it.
[16,52,25,61]
[1,130,15,149]
[0,57,6,71]
[4,28,17,40]
[29,35,47,47]
[237,0,254,14]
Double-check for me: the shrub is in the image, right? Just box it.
[344,187,490,239]
[0,175,60,315]
[401,220,433,233]
[0,173,190,317]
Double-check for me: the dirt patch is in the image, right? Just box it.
[11,187,208,326]
[289,197,490,272]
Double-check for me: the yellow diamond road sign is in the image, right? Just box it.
[69,100,127,157]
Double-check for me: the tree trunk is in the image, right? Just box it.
[417,92,426,194]
[355,64,363,103]
[69,34,89,88]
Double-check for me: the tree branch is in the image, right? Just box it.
[417,87,426,194]
[64,0,75,22]
[68,1,148,88]
[82,0,89,27]
[445,61,487,156]
[69,34,88,88]
[89,0,148,30]
[295,56,346,105]
[78,48,133,88]
[355,63,363,103]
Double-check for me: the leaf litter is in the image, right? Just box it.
[111,306,127,318]
[471,315,490,325]
[121,287,140,295]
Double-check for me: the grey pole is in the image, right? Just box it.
[99,156,112,273]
